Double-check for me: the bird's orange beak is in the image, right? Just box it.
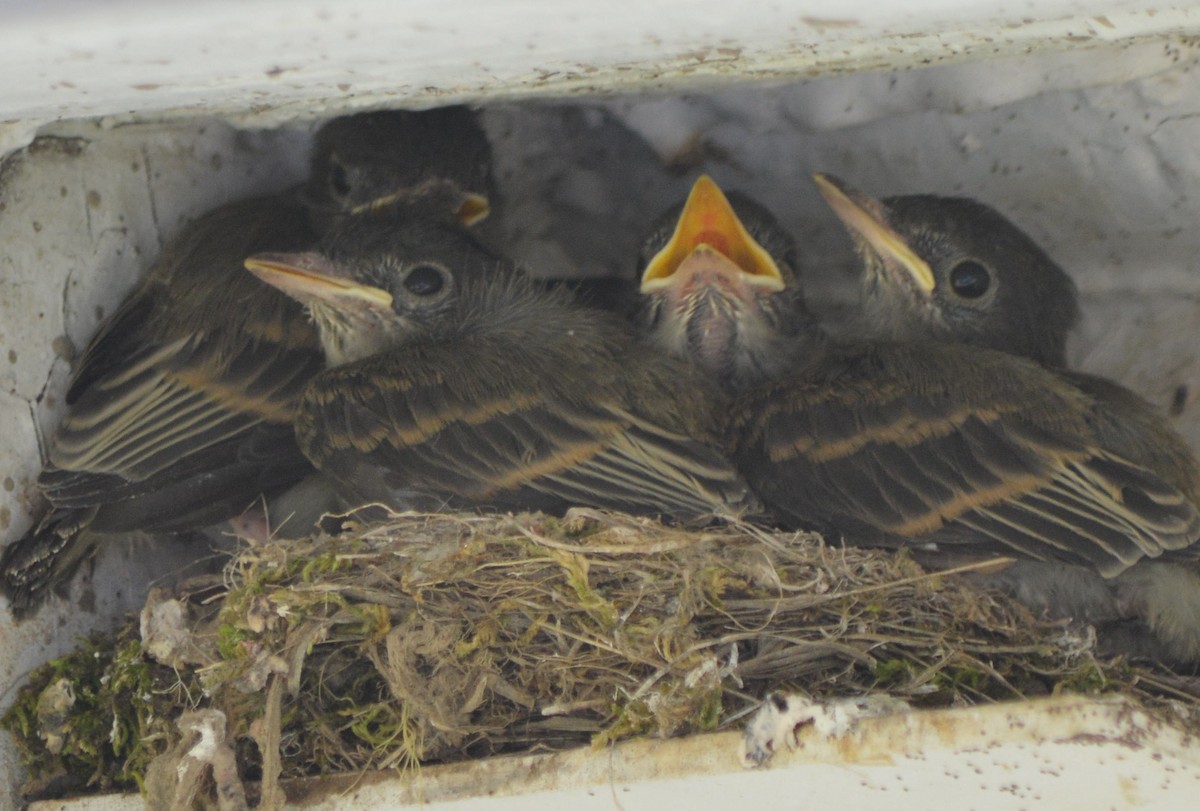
[641,175,784,294]
[244,252,394,310]
[350,189,490,226]
[453,192,491,226]
[814,173,935,294]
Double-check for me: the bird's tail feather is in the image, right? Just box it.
[0,507,98,618]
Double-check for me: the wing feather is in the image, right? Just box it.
[299,334,754,519]
[734,343,1200,574]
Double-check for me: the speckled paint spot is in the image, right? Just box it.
[7,349,16,363]
[1171,384,1190,417]
[0,507,10,530]
[52,335,76,362]
[2,477,13,492]
[86,190,102,208]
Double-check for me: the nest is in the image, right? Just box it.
[5,508,1200,805]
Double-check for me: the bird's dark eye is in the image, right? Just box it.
[403,263,448,296]
[329,158,352,198]
[948,260,991,299]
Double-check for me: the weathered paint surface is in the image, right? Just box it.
[26,697,1200,810]
[0,0,1198,150]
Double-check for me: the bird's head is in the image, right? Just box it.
[636,175,815,389]
[245,204,507,367]
[305,107,494,229]
[815,173,1079,367]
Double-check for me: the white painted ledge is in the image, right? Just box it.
[1,0,1200,151]
[25,697,1200,811]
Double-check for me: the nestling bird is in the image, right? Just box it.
[813,173,1079,367]
[814,173,1200,664]
[1,107,496,615]
[245,205,756,520]
[304,106,494,227]
[636,175,818,393]
[638,174,1200,664]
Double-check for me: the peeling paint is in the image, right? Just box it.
[23,697,1200,810]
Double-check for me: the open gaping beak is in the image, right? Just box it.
[641,175,785,294]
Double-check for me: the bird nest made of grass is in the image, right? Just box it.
[5,508,1200,806]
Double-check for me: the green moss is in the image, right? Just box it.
[595,697,655,745]
[554,550,619,630]
[0,629,198,796]
[931,664,991,694]
[215,622,251,660]
[694,689,725,730]
[300,548,351,582]
[347,602,392,641]
[455,616,501,657]
[870,658,914,687]
[1055,659,1119,694]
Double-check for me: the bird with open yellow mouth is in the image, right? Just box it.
[637,173,1200,665]
[635,175,819,392]
[245,202,758,523]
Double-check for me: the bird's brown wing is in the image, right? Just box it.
[734,343,1200,577]
[297,337,753,519]
[39,194,323,529]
